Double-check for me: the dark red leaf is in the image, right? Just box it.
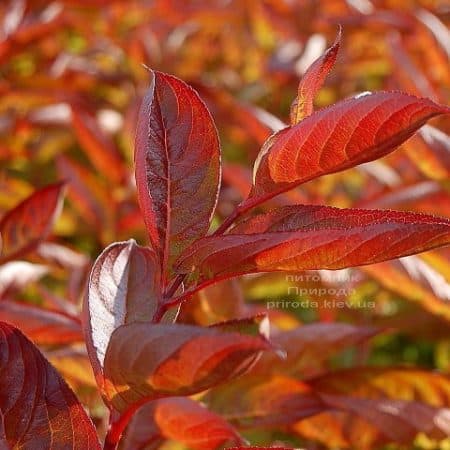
[0,183,65,263]
[290,28,341,124]
[250,92,449,207]
[135,70,221,282]
[176,205,450,282]
[0,321,100,449]
[103,322,270,412]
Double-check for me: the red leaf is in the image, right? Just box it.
[135,71,221,282]
[290,28,341,124]
[71,106,125,184]
[176,205,450,282]
[0,183,65,263]
[103,322,270,412]
[250,92,449,207]
[123,397,240,450]
[0,301,83,345]
[0,322,100,449]
[83,240,172,387]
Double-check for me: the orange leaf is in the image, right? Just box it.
[123,397,240,450]
[103,322,271,412]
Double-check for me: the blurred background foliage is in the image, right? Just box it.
[0,0,450,449]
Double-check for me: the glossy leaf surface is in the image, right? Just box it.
[135,71,221,281]
[251,93,449,205]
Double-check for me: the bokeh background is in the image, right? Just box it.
[0,1,450,449]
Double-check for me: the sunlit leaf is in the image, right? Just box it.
[176,205,450,282]
[0,261,48,297]
[250,93,449,207]
[290,28,340,124]
[103,322,271,412]
[123,397,240,450]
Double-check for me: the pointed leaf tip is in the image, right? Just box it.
[290,27,341,124]
[134,71,221,283]
[252,92,450,205]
